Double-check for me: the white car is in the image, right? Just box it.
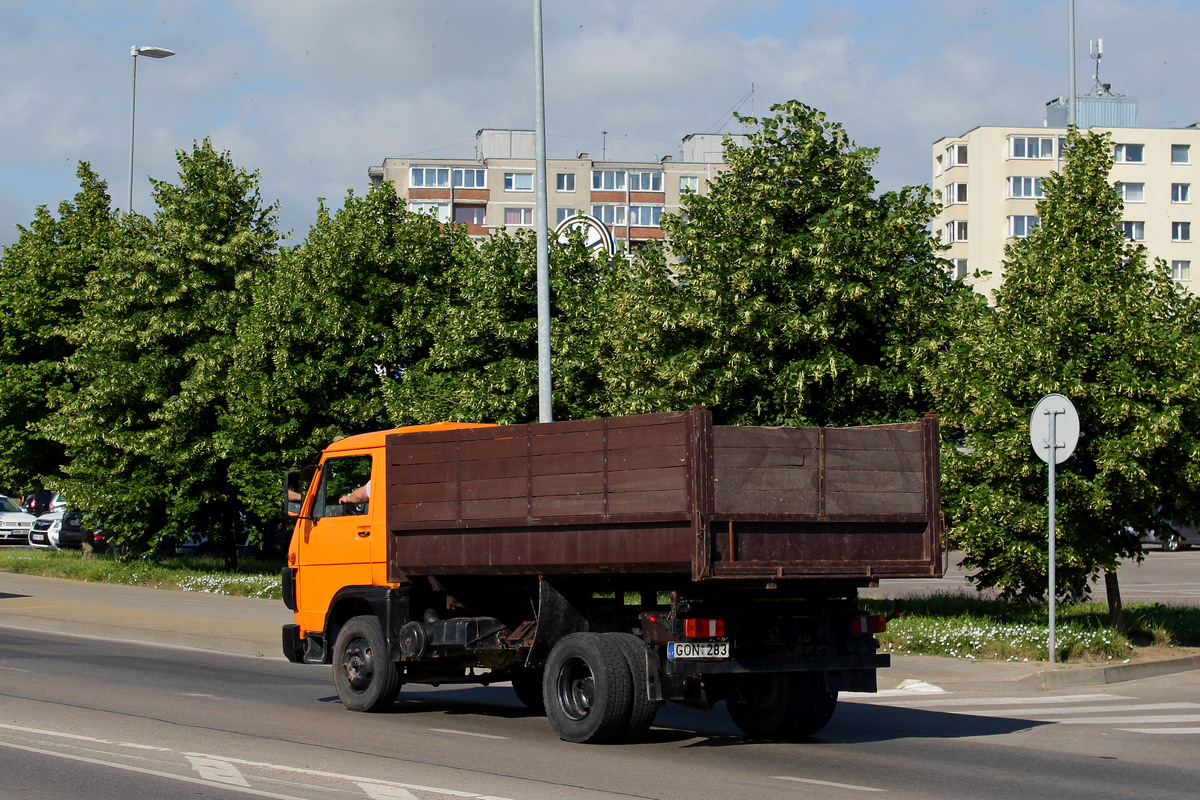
[28,508,83,550]
[0,496,36,545]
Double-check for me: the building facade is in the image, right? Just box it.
[932,109,1200,300]
[369,129,747,250]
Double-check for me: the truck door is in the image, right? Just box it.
[294,453,377,635]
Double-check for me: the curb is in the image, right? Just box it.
[1024,654,1200,689]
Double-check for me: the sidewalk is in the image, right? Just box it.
[2,571,1198,690]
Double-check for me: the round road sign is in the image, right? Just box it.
[1029,393,1080,464]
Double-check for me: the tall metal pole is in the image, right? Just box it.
[129,47,139,213]
[1048,409,1060,664]
[1068,0,1077,127]
[533,0,553,423]
[128,46,175,214]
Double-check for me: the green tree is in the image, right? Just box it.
[602,101,962,426]
[223,185,472,524]
[0,164,122,496]
[932,128,1200,615]
[48,140,278,562]
[387,227,615,425]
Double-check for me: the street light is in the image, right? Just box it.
[128,45,175,213]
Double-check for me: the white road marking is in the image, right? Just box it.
[1119,727,1200,734]
[774,775,887,792]
[429,728,511,740]
[0,739,305,799]
[1048,714,1200,725]
[973,702,1200,717]
[358,782,421,799]
[875,693,1128,707]
[187,755,251,787]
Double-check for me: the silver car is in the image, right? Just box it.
[1141,521,1197,552]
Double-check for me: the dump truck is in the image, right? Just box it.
[282,408,942,743]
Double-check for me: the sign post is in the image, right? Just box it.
[1029,393,1080,664]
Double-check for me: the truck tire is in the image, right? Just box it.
[510,668,546,714]
[543,632,633,744]
[727,672,837,739]
[606,632,659,740]
[332,615,402,712]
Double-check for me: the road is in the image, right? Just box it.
[1,627,1197,800]
[867,548,1200,606]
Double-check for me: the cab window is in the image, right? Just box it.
[316,455,372,517]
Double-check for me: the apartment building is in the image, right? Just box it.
[368,129,747,251]
[932,99,1200,300]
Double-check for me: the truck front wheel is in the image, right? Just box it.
[727,672,837,739]
[543,633,632,743]
[332,616,402,712]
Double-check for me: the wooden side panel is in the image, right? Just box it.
[712,426,820,516]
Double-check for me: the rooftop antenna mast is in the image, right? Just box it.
[1090,38,1111,95]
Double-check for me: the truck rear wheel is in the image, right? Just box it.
[543,632,632,743]
[727,672,837,739]
[332,616,402,712]
[606,632,659,740]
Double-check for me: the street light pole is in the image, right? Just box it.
[129,45,175,213]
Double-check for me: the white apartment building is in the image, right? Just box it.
[369,129,748,251]
[932,100,1200,300]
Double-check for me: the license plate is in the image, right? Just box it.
[30,532,46,543]
[667,640,730,660]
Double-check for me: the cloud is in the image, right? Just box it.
[3,1,1199,248]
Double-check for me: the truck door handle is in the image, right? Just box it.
[356,528,371,538]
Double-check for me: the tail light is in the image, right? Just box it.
[684,618,725,638]
[850,612,898,635]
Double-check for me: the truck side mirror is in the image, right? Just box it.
[285,466,320,520]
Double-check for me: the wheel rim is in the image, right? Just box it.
[555,656,596,721]
[341,636,375,692]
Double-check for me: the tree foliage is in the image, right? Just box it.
[47,140,278,558]
[223,185,471,523]
[602,101,962,426]
[0,164,122,493]
[932,128,1200,601]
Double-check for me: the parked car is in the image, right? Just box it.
[0,495,36,545]
[1141,520,1197,552]
[28,508,83,550]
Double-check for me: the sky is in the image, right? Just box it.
[3,0,1199,248]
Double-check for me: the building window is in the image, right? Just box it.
[951,258,968,279]
[945,220,968,243]
[409,201,450,222]
[1008,176,1043,199]
[1172,183,1191,204]
[503,207,533,226]
[628,171,663,192]
[592,170,626,191]
[1118,182,1145,203]
[629,205,663,227]
[1172,144,1191,165]
[411,168,450,188]
[453,205,485,225]
[679,175,699,193]
[946,143,968,167]
[504,173,533,192]
[1121,220,1145,241]
[945,183,968,205]
[1009,215,1040,238]
[453,168,486,189]
[1010,136,1054,159]
[556,208,580,225]
[1172,260,1191,281]
[1114,143,1145,164]
[555,173,576,192]
[592,204,626,225]
[1173,221,1191,242]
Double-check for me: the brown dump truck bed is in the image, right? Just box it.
[385,408,942,583]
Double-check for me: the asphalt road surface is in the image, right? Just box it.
[1,627,1197,800]
[867,548,1200,606]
